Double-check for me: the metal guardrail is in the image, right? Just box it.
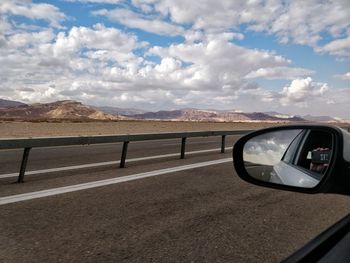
[0,130,251,183]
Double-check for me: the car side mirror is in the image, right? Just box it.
[233,125,350,195]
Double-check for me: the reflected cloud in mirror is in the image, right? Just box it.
[243,129,333,188]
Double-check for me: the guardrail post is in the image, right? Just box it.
[17,147,31,183]
[221,135,226,153]
[180,137,186,159]
[120,141,129,168]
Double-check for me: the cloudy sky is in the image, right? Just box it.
[1,0,349,118]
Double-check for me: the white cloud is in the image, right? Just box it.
[244,67,314,80]
[183,30,204,43]
[52,24,139,55]
[0,22,144,102]
[66,0,121,3]
[335,72,350,80]
[264,1,350,46]
[146,37,294,92]
[15,84,61,102]
[280,77,329,106]
[92,8,184,36]
[275,87,349,119]
[153,0,248,30]
[0,0,66,28]
[126,0,350,57]
[155,57,182,73]
[317,35,350,58]
[8,29,55,48]
[85,1,350,59]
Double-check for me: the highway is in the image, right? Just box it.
[245,164,274,182]
[1,135,350,262]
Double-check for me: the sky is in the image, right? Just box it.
[244,129,301,165]
[0,0,350,119]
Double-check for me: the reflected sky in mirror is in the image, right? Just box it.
[243,129,302,166]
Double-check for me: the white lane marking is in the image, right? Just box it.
[0,147,232,179]
[0,158,232,205]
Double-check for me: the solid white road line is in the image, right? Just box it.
[0,158,232,205]
[0,147,232,179]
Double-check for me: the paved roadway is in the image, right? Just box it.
[245,164,274,182]
[1,135,350,262]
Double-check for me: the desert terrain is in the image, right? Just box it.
[1,118,349,138]
[0,120,288,138]
[0,120,349,138]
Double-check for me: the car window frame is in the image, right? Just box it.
[281,129,307,164]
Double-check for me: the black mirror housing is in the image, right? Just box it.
[233,124,350,195]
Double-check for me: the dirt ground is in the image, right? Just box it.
[0,120,348,138]
[0,120,287,138]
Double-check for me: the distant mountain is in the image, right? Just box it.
[131,109,305,122]
[132,110,184,119]
[265,111,348,123]
[94,106,146,116]
[243,112,305,122]
[0,98,27,108]
[302,114,340,123]
[1,100,347,123]
[0,100,125,120]
[264,111,296,119]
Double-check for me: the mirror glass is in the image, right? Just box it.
[243,129,333,188]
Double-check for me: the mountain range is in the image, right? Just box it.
[0,100,123,121]
[129,109,305,122]
[0,98,27,108]
[94,106,146,116]
[0,98,348,123]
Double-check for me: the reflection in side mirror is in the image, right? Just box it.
[243,129,333,188]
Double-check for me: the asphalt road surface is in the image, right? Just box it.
[1,135,350,262]
[245,164,274,182]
